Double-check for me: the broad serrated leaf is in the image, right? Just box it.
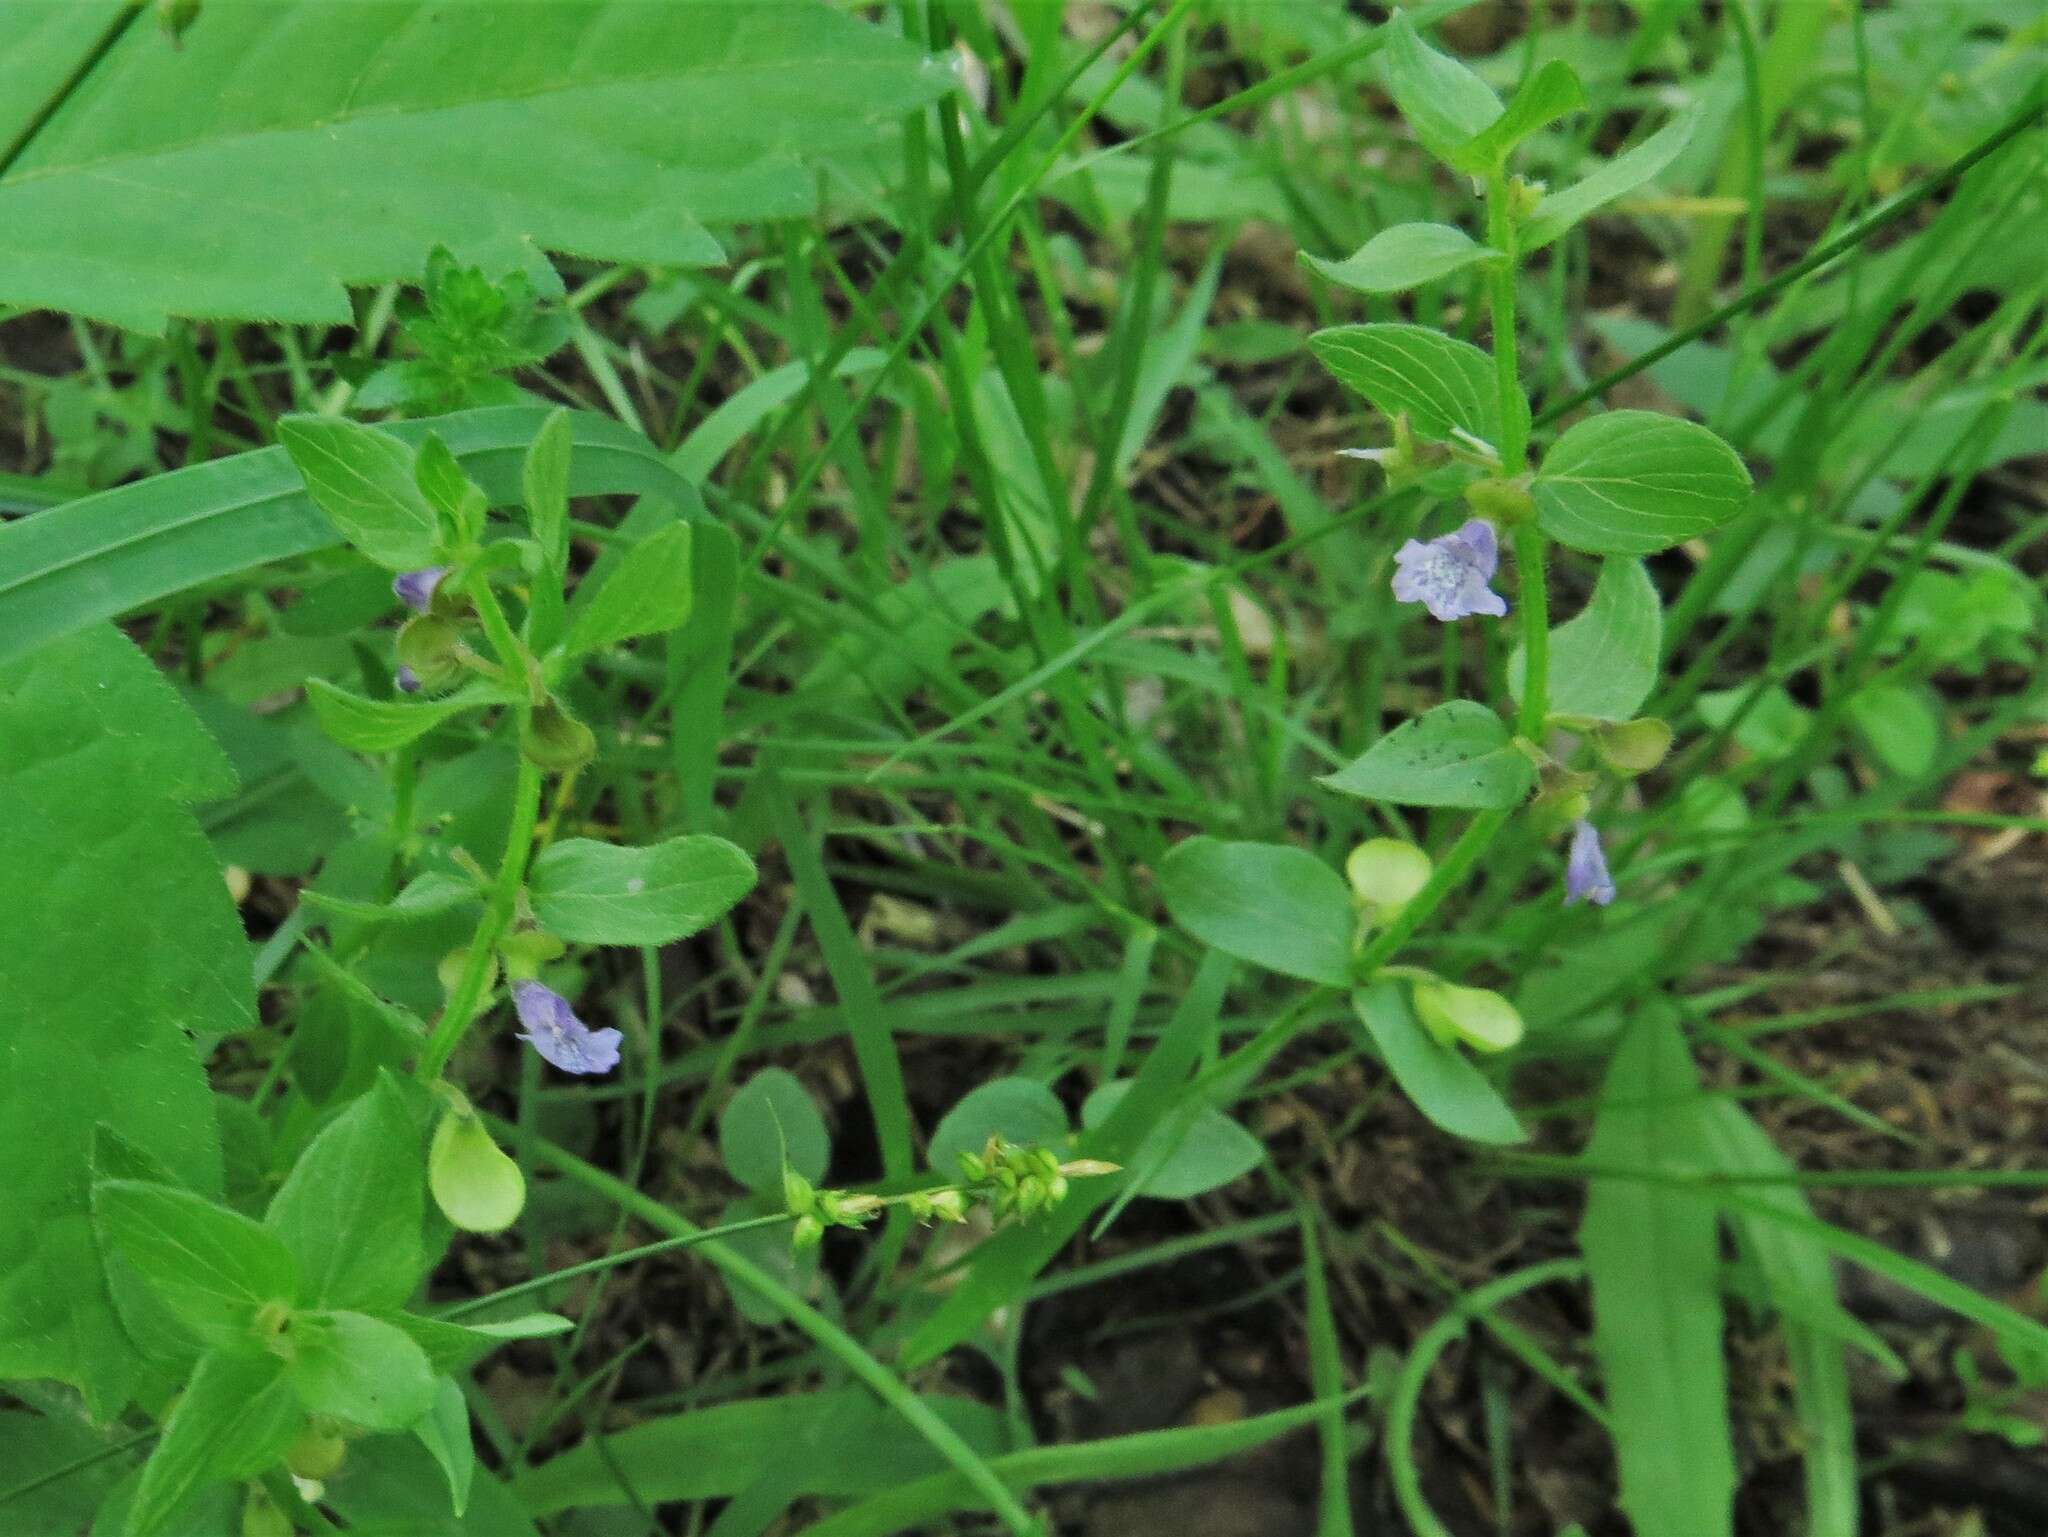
[1511,558,1663,722]
[126,1348,303,1537]
[526,833,756,946]
[287,1310,438,1431]
[1320,701,1535,809]
[1380,13,1502,166]
[0,627,243,1416]
[266,1075,425,1310]
[1580,1010,1735,1537]
[1351,986,1526,1145]
[719,1069,831,1196]
[1524,108,1700,250]
[1309,324,1502,447]
[0,406,698,669]
[1533,410,1752,555]
[277,417,440,570]
[1301,223,1501,295]
[560,522,696,655]
[92,1183,299,1347]
[0,3,958,329]
[1157,837,1354,986]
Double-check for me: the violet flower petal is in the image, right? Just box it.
[512,981,623,1074]
[1563,819,1617,907]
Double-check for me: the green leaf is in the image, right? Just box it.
[1697,1102,1857,1537]
[381,1312,574,1378]
[1080,1083,1264,1200]
[288,1310,438,1432]
[522,409,574,571]
[300,870,481,926]
[0,1408,137,1535]
[1301,224,1502,295]
[1510,558,1663,722]
[1380,13,1502,167]
[1846,684,1940,777]
[1696,685,1809,760]
[1533,410,1752,555]
[1308,324,1502,447]
[1320,701,1535,809]
[560,522,696,656]
[0,406,699,670]
[305,678,489,753]
[1157,838,1354,986]
[1524,108,1700,251]
[719,1069,831,1196]
[526,833,756,946]
[0,4,957,329]
[929,1079,1070,1174]
[413,1376,477,1519]
[265,1075,425,1310]
[1455,58,1585,170]
[1580,1010,1735,1537]
[127,1349,302,1537]
[1351,986,1526,1146]
[277,417,440,570]
[92,1182,298,1347]
[0,627,243,1416]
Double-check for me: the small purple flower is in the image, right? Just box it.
[1564,819,1616,907]
[1391,520,1508,622]
[511,981,622,1075]
[394,664,423,694]
[393,566,450,615]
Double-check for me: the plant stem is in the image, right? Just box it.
[417,753,544,1079]
[1512,521,1549,736]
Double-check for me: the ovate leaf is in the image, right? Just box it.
[382,1311,575,1378]
[0,627,243,1416]
[277,417,440,570]
[1533,411,1752,555]
[1380,13,1502,166]
[1309,324,1502,447]
[265,1074,425,1311]
[1320,701,1535,809]
[929,1079,1070,1174]
[1302,224,1501,295]
[1081,1083,1265,1200]
[1845,684,1940,777]
[719,1069,831,1196]
[1351,986,1525,1145]
[527,833,756,945]
[561,523,696,656]
[1510,558,1663,722]
[91,1183,299,1347]
[1524,108,1701,251]
[1456,58,1585,171]
[127,1348,303,1537]
[287,1310,439,1432]
[414,1376,478,1518]
[0,3,959,329]
[1157,838,1354,986]
[306,679,488,753]
[1580,1009,1735,1537]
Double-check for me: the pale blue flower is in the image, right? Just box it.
[394,664,423,694]
[1391,519,1507,622]
[393,566,450,615]
[1564,819,1616,907]
[512,981,622,1074]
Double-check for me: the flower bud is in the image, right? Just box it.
[909,1187,969,1224]
[429,1100,526,1234]
[284,1426,348,1481]
[1058,1159,1121,1179]
[1346,839,1433,912]
[791,1214,825,1250]
[497,928,566,983]
[1594,717,1674,777]
[1412,980,1525,1054]
[522,699,596,774]
[395,615,465,693]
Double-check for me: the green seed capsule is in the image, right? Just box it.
[522,699,596,774]
[429,1105,526,1234]
[1345,838,1433,910]
[1412,980,1525,1054]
